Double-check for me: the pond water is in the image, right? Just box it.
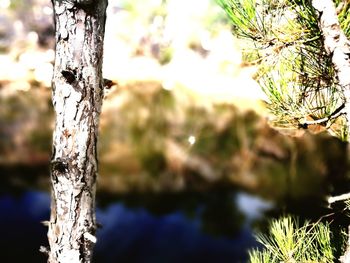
[0,190,273,263]
[1,158,350,263]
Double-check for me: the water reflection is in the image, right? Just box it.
[0,191,266,263]
[1,175,349,263]
[95,200,254,263]
[0,191,49,263]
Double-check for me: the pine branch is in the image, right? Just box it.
[218,0,349,140]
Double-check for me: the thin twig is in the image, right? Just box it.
[300,103,345,125]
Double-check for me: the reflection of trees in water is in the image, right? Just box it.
[0,163,49,193]
[0,88,53,162]
[97,191,244,238]
[0,81,349,204]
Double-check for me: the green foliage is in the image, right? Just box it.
[217,0,350,141]
[335,0,350,37]
[158,46,173,65]
[249,249,274,263]
[215,0,261,40]
[249,216,334,263]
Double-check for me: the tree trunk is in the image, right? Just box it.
[47,0,107,262]
[311,1,350,261]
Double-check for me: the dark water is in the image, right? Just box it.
[0,191,270,263]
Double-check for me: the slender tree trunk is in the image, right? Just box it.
[47,1,107,262]
[311,1,350,261]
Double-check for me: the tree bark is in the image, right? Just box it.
[47,0,107,262]
[312,0,350,140]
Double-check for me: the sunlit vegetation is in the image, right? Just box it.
[217,0,350,141]
[249,216,335,263]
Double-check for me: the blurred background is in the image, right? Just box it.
[0,0,349,262]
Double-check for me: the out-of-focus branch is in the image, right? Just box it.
[327,192,350,204]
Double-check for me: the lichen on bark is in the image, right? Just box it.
[47,0,108,262]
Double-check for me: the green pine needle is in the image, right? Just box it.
[249,216,334,263]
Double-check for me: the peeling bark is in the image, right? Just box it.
[47,0,108,262]
[312,0,350,139]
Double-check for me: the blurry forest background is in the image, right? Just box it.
[0,0,349,262]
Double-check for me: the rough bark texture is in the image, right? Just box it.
[311,1,350,261]
[48,0,107,262]
[312,0,350,140]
